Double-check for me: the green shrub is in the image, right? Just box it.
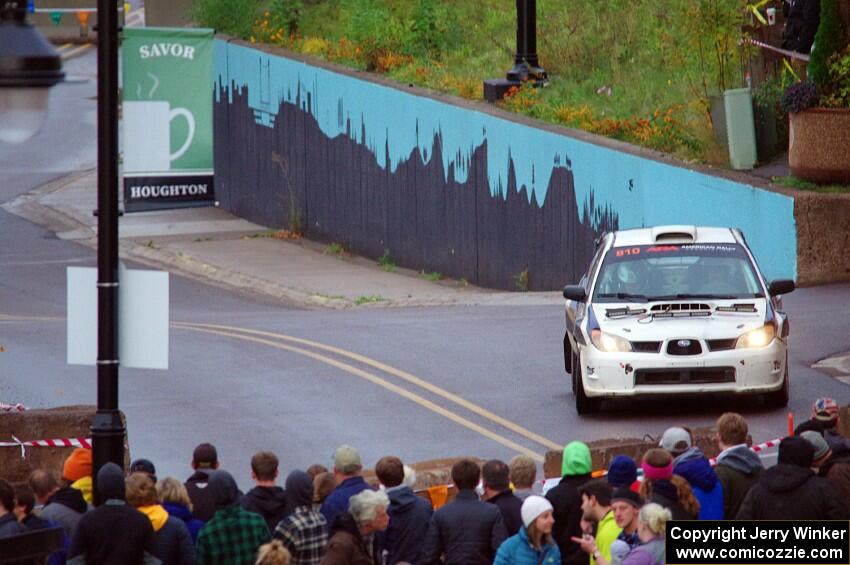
[809,0,845,89]
[190,0,258,37]
[341,0,407,70]
[270,0,304,36]
[406,0,459,58]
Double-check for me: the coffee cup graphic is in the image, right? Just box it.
[123,100,195,172]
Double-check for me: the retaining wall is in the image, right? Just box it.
[212,38,798,291]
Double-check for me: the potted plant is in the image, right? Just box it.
[782,0,850,184]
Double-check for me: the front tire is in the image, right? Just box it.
[574,356,600,415]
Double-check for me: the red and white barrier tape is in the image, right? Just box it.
[0,402,26,412]
[0,436,91,459]
[743,38,810,62]
[708,437,783,466]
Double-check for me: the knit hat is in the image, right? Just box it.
[641,448,673,481]
[333,445,362,473]
[63,448,92,482]
[521,495,553,528]
[813,398,839,421]
[800,431,831,461]
[96,462,126,502]
[562,442,592,476]
[778,436,815,468]
[659,427,692,455]
[611,487,642,508]
[607,455,637,487]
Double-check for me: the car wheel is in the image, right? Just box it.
[765,357,789,408]
[574,359,600,415]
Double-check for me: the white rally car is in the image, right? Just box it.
[563,226,795,414]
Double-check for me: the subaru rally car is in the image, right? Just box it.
[562,226,795,414]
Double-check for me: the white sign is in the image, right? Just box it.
[67,265,169,369]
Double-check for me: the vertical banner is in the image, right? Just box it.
[122,28,215,212]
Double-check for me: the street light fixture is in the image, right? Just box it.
[0,0,64,143]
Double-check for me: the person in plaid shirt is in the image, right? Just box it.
[196,470,270,565]
[274,470,328,564]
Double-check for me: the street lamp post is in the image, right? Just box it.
[0,0,64,143]
[483,0,548,103]
[91,0,125,502]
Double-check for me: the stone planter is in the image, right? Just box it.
[789,108,850,184]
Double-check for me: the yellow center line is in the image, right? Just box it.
[56,43,74,52]
[173,321,563,452]
[62,44,93,60]
[176,324,544,462]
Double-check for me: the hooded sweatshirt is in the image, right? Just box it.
[274,471,328,565]
[68,463,158,565]
[546,442,592,565]
[384,485,433,564]
[673,447,724,519]
[736,463,849,520]
[714,445,763,519]
[163,502,204,543]
[41,486,88,539]
[240,485,290,533]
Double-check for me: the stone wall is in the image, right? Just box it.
[795,191,850,286]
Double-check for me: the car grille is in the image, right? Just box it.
[666,339,703,355]
[635,367,736,385]
[631,341,662,353]
[707,338,737,351]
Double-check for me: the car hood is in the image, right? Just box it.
[593,298,768,341]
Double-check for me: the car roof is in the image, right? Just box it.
[611,225,738,247]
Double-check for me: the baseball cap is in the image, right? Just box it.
[333,445,362,473]
[659,427,692,455]
[193,443,218,468]
[812,398,839,421]
[611,487,643,508]
[129,458,157,481]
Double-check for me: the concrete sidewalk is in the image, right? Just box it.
[3,169,562,309]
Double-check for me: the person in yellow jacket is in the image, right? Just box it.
[127,472,195,564]
[572,479,622,565]
[62,447,93,504]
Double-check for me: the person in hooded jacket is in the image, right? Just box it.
[158,477,205,544]
[68,462,159,565]
[126,472,194,565]
[638,449,699,521]
[30,469,89,540]
[794,398,850,454]
[713,413,763,519]
[274,470,329,565]
[186,443,224,523]
[321,489,389,565]
[736,436,849,520]
[242,452,291,534]
[545,442,593,565]
[801,430,850,502]
[660,427,724,519]
[375,456,432,565]
[494,496,560,565]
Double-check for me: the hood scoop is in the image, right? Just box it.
[650,303,711,318]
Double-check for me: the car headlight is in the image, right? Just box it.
[591,329,633,352]
[736,323,776,348]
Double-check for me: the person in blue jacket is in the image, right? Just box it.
[494,495,561,565]
[660,427,724,519]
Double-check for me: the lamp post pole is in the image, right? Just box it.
[91,0,124,503]
[483,0,547,103]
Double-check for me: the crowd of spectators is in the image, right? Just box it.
[1,397,848,565]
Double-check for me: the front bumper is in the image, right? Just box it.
[579,338,787,398]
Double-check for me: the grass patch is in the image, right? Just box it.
[772,176,850,193]
[422,271,442,281]
[245,229,302,239]
[513,269,529,292]
[355,294,386,305]
[378,249,396,272]
[325,242,346,256]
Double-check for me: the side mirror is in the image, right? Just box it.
[563,284,586,301]
[768,279,795,296]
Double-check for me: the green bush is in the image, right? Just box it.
[270,0,304,36]
[406,0,459,58]
[809,0,845,89]
[190,0,258,37]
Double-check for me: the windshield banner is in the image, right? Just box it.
[122,28,215,212]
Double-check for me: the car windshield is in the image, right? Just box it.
[592,243,764,302]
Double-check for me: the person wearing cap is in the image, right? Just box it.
[571,480,621,565]
[321,445,371,527]
[794,397,850,454]
[420,458,507,565]
[638,449,699,520]
[800,429,850,501]
[545,442,592,565]
[605,456,639,494]
[186,443,222,523]
[736,436,849,520]
[713,412,762,519]
[63,448,94,505]
[273,470,328,565]
[493,495,560,564]
[126,472,194,565]
[196,470,271,565]
[68,462,159,564]
[374,456,432,565]
[660,426,724,520]
[29,468,88,540]
[130,459,159,484]
[609,488,641,550]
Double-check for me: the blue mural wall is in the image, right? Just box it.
[213,39,797,290]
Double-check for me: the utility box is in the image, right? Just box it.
[721,88,758,170]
